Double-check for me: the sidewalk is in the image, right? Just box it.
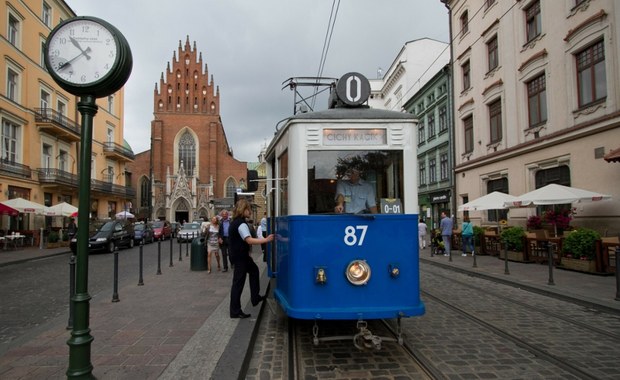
[1,245,618,379]
[421,249,620,313]
[0,245,268,379]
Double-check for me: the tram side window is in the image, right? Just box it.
[307,150,403,214]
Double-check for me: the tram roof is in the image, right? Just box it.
[288,107,416,121]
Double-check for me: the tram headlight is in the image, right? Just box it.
[345,260,371,285]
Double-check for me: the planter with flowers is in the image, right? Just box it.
[542,208,574,237]
[560,228,600,273]
[499,226,529,262]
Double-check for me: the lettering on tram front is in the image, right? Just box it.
[323,129,387,146]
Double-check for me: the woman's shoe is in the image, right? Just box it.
[207,269,211,273]
[230,312,251,319]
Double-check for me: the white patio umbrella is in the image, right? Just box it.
[43,202,78,217]
[504,184,611,207]
[116,210,135,219]
[0,197,45,214]
[458,191,518,211]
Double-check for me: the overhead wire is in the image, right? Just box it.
[311,0,340,110]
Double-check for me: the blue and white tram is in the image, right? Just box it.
[264,73,424,343]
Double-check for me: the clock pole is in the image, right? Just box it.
[67,95,97,379]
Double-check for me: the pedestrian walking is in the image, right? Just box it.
[418,218,427,250]
[218,210,231,272]
[440,211,453,257]
[461,216,474,256]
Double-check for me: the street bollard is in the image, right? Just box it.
[138,241,144,286]
[169,236,174,267]
[112,247,120,302]
[503,239,510,275]
[67,255,76,329]
[186,233,191,257]
[546,241,555,286]
[157,240,162,275]
[472,249,477,268]
[179,238,182,261]
[615,246,619,301]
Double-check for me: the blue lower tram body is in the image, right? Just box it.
[269,214,426,320]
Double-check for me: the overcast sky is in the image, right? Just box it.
[65,0,449,162]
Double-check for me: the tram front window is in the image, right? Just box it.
[307,150,403,214]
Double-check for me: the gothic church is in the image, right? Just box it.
[128,37,248,223]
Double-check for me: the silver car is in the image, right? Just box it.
[177,222,202,242]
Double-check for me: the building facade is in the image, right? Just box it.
[445,0,620,233]
[1,0,134,233]
[128,37,248,223]
[404,65,453,229]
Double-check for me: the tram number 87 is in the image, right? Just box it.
[344,225,368,246]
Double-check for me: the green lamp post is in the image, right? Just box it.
[44,16,132,378]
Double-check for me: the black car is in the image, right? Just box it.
[70,220,134,254]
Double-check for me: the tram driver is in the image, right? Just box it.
[334,167,378,214]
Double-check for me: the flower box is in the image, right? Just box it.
[499,250,529,262]
[560,257,596,273]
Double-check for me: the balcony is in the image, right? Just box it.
[103,142,135,162]
[34,108,81,142]
[1,159,32,179]
[91,178,135,198]
[37,168,78,189]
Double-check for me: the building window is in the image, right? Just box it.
[487,36,498,72]
[107,128,113,143]
[419,162,426,186]
[57,100,67,117]
[58,150,67,172]
[463,116,474,153]
[440,153,448,181]
[428,114,436,138]
[106,166,114,183]
[429,158,437,183]
[527,74,547,128]
[140,177,150,208]
[225,178,236,198]
[417,122,425,145]
[40,41,46,67]
[486,0,496,9]
[462,60,471,91]
[439,106,448,132]
[525,0,541,43]
[460,10,469,35]
[40,89,50,109]
[489,99,502,143]
[8,14,19,46]
[576,40,606,107]
[42,143,52,169]
[487,178,509,221]
[42,2,51,27]
[1,119,19,163]
[107,95,114,113]
[178,131,196,175]
[7,69,19,102]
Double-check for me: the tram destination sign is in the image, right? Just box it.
[323,128,387,146]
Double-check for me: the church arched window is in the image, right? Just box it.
[178,131,196,175]
[225,178,236,198]
[140,177,150,207]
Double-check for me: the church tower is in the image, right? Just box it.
[131,36,247,223]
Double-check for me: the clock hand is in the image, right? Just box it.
[69,37,92,60]
[58,47,92,71]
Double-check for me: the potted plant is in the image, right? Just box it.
[47,231,61,248]
[561,228,600,272]
[499,226,527,261]
[526,215,543,230]
[543,208,574,236]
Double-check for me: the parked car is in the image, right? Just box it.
[134,222,154,245]
[177,222,201,243]
[70,220,134,254]
[152,220,172,241]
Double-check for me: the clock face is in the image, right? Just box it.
[46,18,118,86]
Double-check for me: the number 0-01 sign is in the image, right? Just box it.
[335,72,370,106]
[380,198,403,214]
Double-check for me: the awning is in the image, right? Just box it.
[603,147,620,163]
